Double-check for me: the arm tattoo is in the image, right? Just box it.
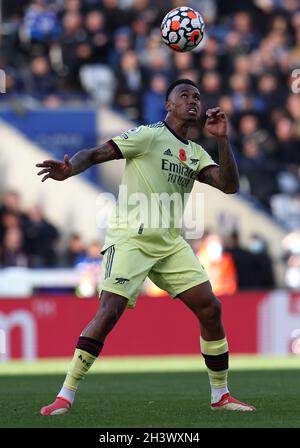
[70,142,121,177]
[198,166,220,189]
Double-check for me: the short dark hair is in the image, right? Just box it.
[166,78,199,101]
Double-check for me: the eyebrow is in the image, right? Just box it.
[180,89,200,96]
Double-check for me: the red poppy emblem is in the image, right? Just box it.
[179,149,187,161]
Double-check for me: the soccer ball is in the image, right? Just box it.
[161,6,205,52]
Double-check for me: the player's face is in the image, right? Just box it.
[167,85,201,122]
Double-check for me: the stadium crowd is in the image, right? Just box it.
[0,0,299,287]
[1,0,300,220]
[0,190,103,270]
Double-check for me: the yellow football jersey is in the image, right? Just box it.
[103,121,217,255]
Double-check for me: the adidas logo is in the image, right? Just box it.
[163,148,173,156]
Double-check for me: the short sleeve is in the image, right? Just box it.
[108,126,153,159]
[196,144,218,180]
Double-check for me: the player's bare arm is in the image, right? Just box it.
[36,142,119,182]
[199,107,239,194]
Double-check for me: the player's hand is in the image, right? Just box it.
[36,154,72,182]
[204,107,228,139]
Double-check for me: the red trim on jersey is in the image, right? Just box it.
[107,139,123,159]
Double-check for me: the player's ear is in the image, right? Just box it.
[166,99,172,112]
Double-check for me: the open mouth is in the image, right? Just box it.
[187,108,197,115]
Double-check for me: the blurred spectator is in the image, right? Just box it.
[0,195,28,268]
[239,140,279,207]
[0,211,22,252]
[1,227,28,268]
[271,193,300,231]
[173,52,194,79]
[25,56,58,98]
[199,53,219,73]
[0,192,102,270]
[139,30,171,77]
[237,112,275,156]
[218,96,234,118]
[218,0,255,15]
[247,234,275,288]
[132,13,150,55]
[290,28,300,67]
[196,234,238,296]
[2,0,30,20]
[0,191,25,217]
[64,232,86,267]
[238,113,260,141]
[144,47,170,80]
[85,10,109,63]
[126,0,161,28]
[225,231,275,289]
[75,240,102,266]
[224,31,249,58]
[257,72,286,112]
[64,0,81,14]
[229,73,253,112]
[143,74,168,123]
[190,0,217,26]
[225,231,255,289]
[274,116,300,170]
[100,0,126,35]
[22,0,61,43]
[0,191,28,243]
[75,241,102,298]
[201,71,222,109]
[179,69,199,85]
[203,35,220,56]
[232,11,259,50]
[114,50,144,120]
[59,10,85,89]
[233,54,251,77]
[109,27,132,70]
[286,94,300,140]
[24,204,59,267]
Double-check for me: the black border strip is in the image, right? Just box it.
[104,246,112,280]
[106,245,115,279]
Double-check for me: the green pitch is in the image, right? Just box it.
[0,355,299,428]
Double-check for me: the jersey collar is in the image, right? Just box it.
[163,121,189,145]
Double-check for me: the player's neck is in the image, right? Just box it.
[164,116,190,141]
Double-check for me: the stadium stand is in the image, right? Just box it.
[0,0,299,289]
